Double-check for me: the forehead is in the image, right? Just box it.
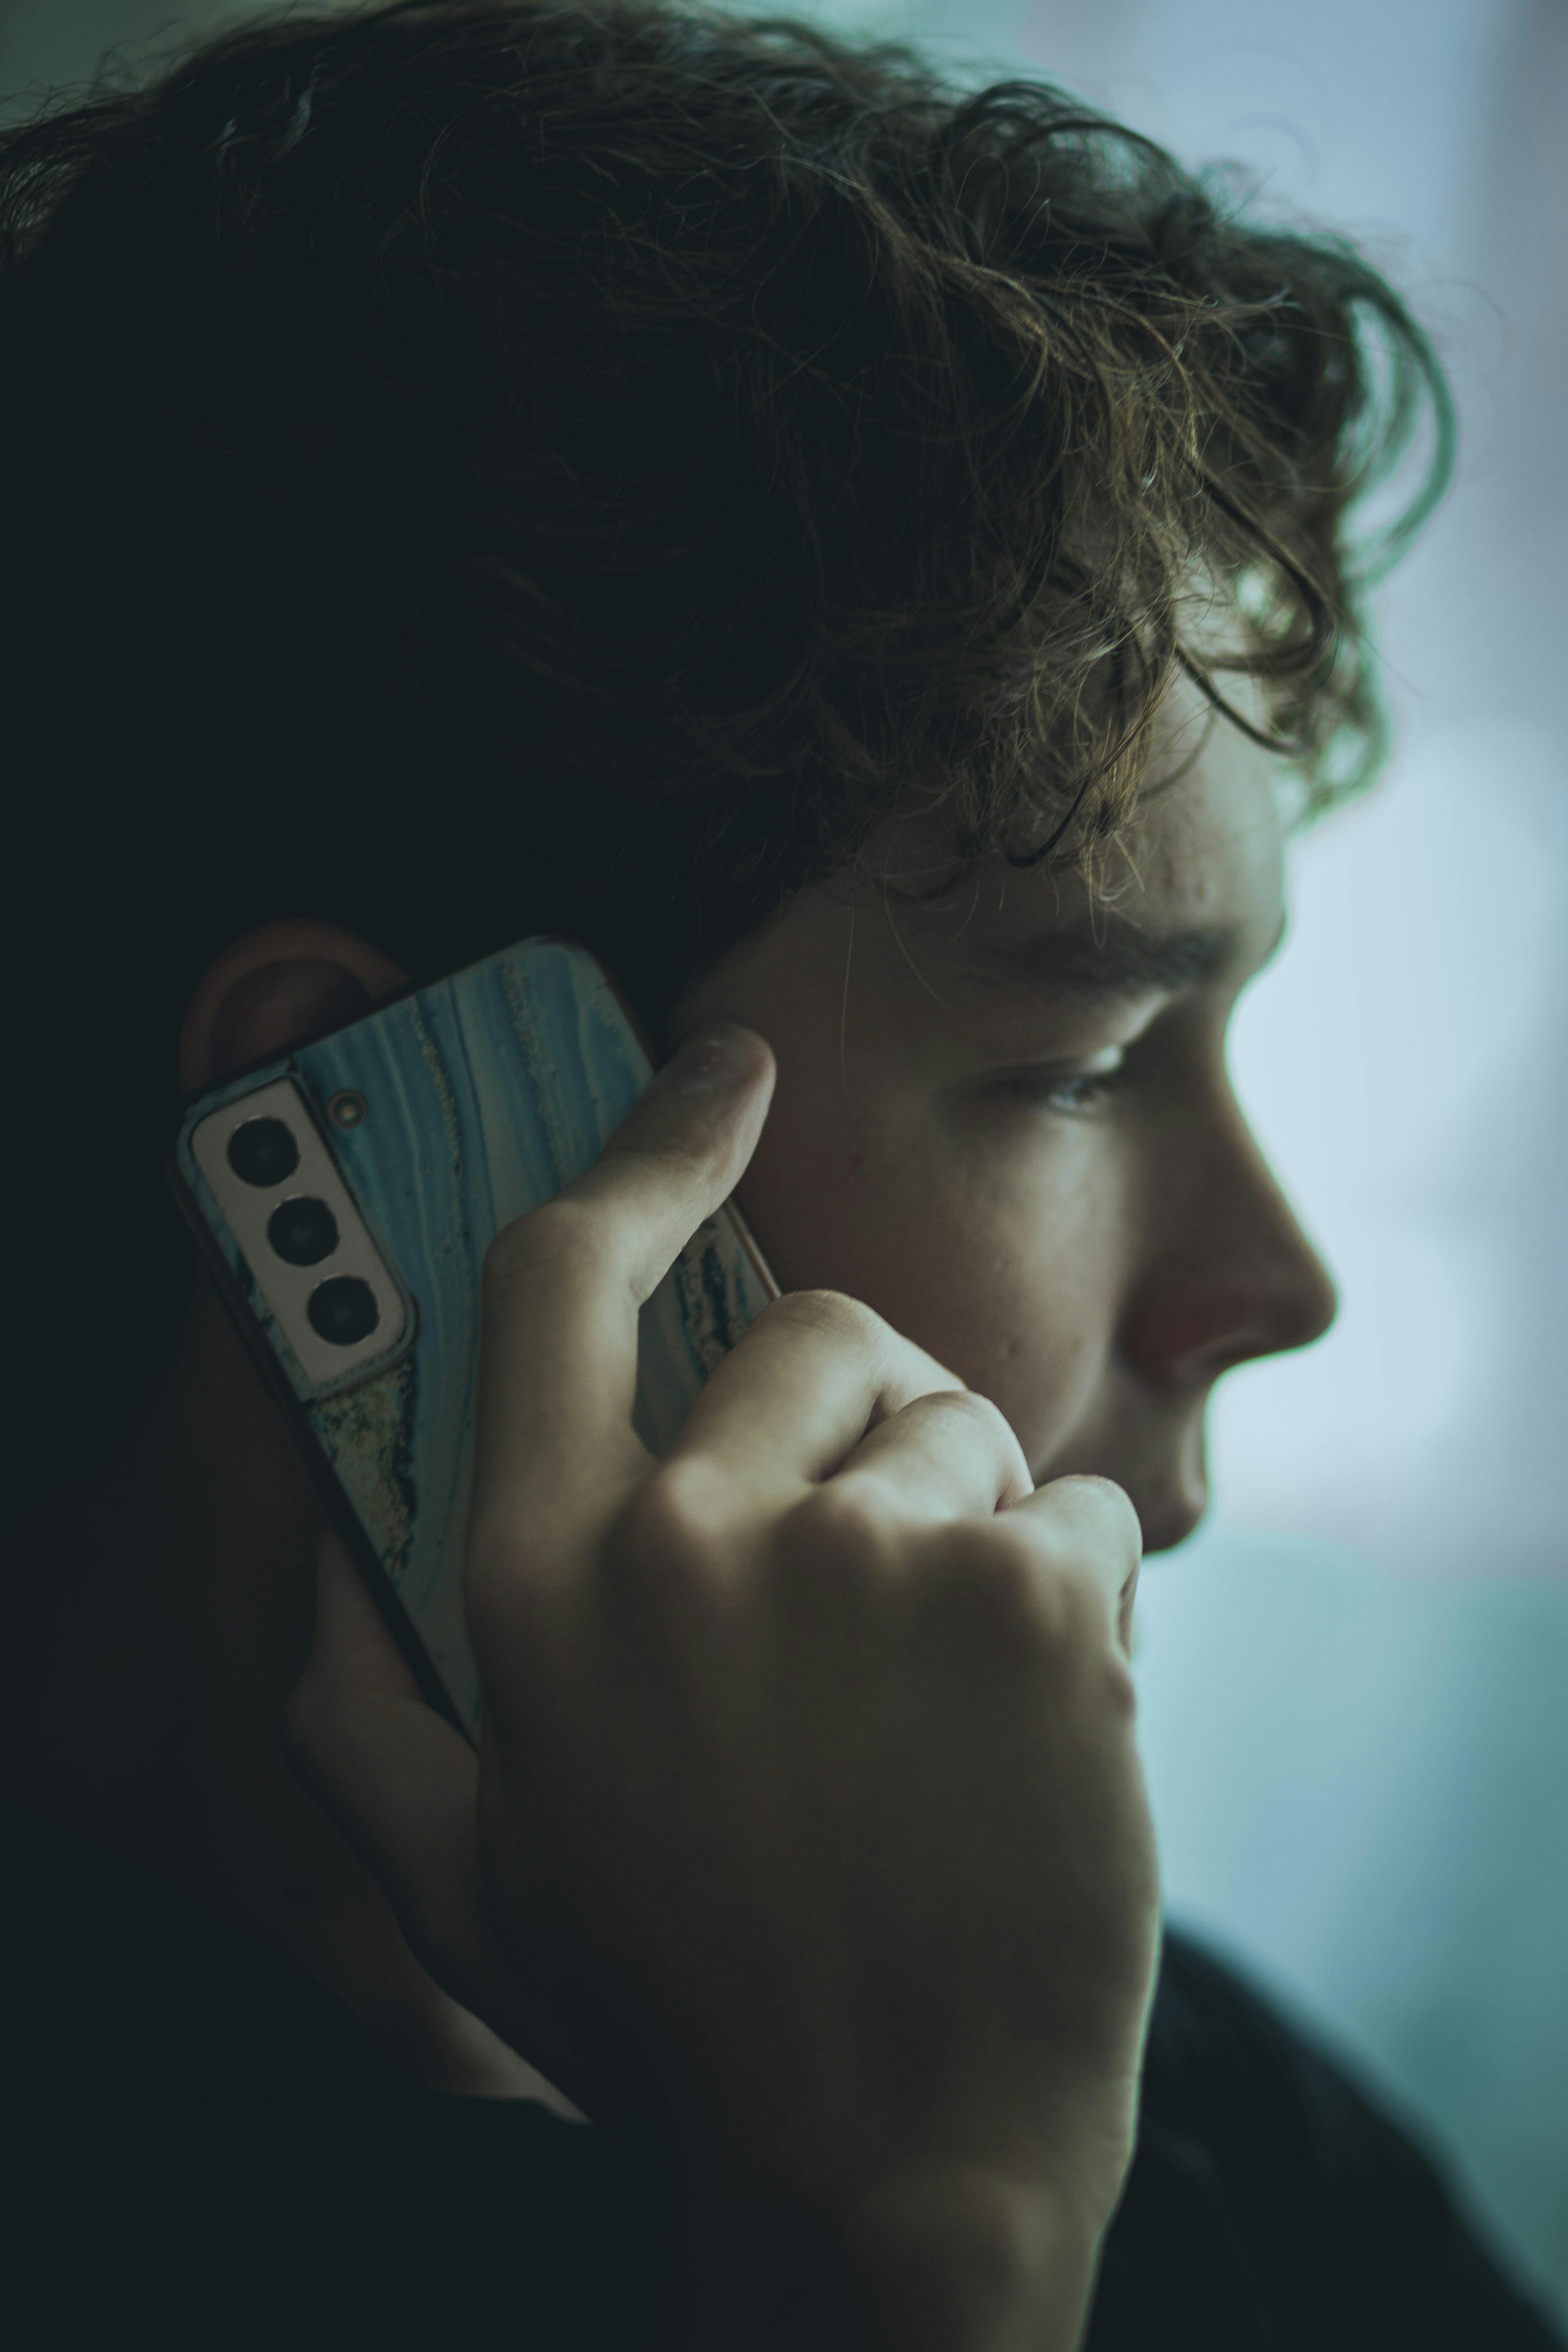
[863,674,1291,1001]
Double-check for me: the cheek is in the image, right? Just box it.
[735,1094,1119,1459]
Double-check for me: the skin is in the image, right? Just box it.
[6,669,1336,2340]
[677,677,1335,1548]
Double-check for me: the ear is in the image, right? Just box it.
[179,919,410,1094]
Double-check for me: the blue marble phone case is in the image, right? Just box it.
[172,938,775,1737]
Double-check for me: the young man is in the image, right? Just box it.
[2,2,1558,2344]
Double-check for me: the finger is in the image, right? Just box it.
[291,1540,627,2122]
[285,1531,509,2034]
[469,1024,774,1573]
[1005,1473,1144,1657]
[826,1386,1035,1521]
[664,1288,967,1503]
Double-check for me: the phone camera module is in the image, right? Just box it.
[227,1116,300,1188]
[268,1196,340,1268]
[307,1274,380,1348]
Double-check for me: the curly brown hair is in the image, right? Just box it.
[2,0,1449,1508]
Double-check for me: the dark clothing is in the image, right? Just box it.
[6,1808,1561,2349]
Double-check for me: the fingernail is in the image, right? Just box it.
[665,1023,758,1093]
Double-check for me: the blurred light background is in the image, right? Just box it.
[6,0,1563,2315]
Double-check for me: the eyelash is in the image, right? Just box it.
[997,1050,1129,1115]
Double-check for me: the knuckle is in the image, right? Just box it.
[761,1287,891,1353]
[609,1458,734,1587]
[925,1386,1019,1453]
[938,1386,1007,1431]
[784,1478,898,1568]
[1045,1471,1143,1555]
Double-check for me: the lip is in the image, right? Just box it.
[1136,1492,1206,1554]
[1024,1455,1208,1556]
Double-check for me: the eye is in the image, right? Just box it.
[995,1045,1128,1114]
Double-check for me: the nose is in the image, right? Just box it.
[1119,1099,1338,1390]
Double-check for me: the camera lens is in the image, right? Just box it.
[307,1274,380,1348]
[268,1196,339,1267]
[227,1116,299,1188]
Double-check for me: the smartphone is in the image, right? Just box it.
[167,936,778,1740]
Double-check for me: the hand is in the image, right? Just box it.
[289,1022,1161,2349]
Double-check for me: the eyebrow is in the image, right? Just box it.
[946,914,1263,1006]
